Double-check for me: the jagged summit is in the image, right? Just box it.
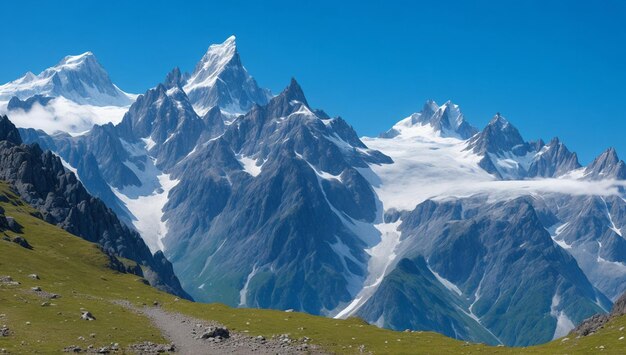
[164,67,185,89]
[183,36,271,115]
[281,78,309,106]
[585,147,626,180]
[467,113,526,155]
[382,100,477,139]
[188,35,238,86]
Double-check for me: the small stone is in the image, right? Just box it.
[90,333,96,338]
[25,321,31,325]
[152,301,159,306]
[31,286,41,292]
[0,326,9,337]
[41,302,50,307]
[28,274,39,280]
[284,309,294,312]
[561,337,569,342]
[63,345,81,353]
[81,311,95,321]
[77,336,84,341]
[619,336,624,340]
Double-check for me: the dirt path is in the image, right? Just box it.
[117,301,323,354]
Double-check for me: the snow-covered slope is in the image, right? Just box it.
[0,52,136,134]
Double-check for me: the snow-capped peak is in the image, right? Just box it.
[0,51,134,107]
[382,99,477,139]
[187,35,238,87]
[54,51,97,70]
[183,36,271,116]
[488,112,510,128]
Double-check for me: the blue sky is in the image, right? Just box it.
[1,0,624,163]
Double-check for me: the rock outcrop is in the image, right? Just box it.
[571,291,626,336]
[0,115,191,300]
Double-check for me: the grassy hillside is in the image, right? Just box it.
[0,180,624,354]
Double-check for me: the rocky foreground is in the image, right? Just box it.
[571,292,626,337]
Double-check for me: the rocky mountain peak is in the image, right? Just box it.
[189,35,239,83]
[164,67,184,89]
[585,147,626,180]
[282,78,309,107]
[0,51,133,106]
[183,36,270,115]
[0,115,23,145]
[381,100,477,139]
[467,113,526,155]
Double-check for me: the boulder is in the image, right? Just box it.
[0,276,19,286]
[11,236,32,249]
[81,311,95,321]
[201,326,230,339]
[5,216,22,233]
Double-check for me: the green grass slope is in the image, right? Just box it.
[0,181,625,354]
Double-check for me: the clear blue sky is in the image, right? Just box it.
[1,0,624,163]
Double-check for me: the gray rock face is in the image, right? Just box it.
[584,148,626,180]
[612,291,626,317]
[7,95,53,111]
[183,36,271,115]
[540,194,626,301]
[116,81,204,170]
[0,115,190,300]
[467,114,527,156]
[357,197,610,346]
[464,114,581,179]
[527,137,581,177]
[164,79,390,313]
[357,256,500,344]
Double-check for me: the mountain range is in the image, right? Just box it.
[1,36,626,347]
